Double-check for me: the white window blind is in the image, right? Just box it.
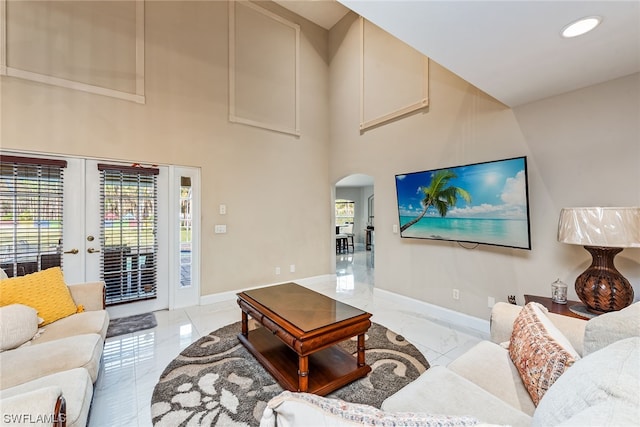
[0,155,66,277]
[99,164,158,305]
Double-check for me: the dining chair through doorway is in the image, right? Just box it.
[339,224,354,253]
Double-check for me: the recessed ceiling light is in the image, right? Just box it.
[561,16,602,38]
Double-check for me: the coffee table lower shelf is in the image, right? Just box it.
[238,327,371,396]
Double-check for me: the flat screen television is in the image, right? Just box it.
[395,156,531,250]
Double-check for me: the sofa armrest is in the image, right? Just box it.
[490,302,522,344]
[544,312,587,356]
[0,386,66,426]
[68,282,105,311]
[490,302,587,356]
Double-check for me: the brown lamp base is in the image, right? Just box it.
[575,246,634,314]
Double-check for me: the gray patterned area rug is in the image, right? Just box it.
[151,321,429,426]
[106,312,157,338]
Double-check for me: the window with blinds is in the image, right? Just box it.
[99,164,158,305]
[0,155,66,277]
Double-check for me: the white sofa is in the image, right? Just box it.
[260,301,640,427]
[0,268,109,427]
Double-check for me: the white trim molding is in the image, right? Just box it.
[229,0,300,137]
[359,17,429,132]
[0,0,145,104]
[374,287,490,337]
[199,274,336,306]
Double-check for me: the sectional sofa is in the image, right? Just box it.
[260,301,640,426]
[0,267,109,427]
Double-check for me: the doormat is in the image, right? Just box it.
[106,312,157,338]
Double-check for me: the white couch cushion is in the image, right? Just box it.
[583,301,640,356]
[0,304,40,352]
[382,366,532,427]
[448,340,535,415]
[533,337,640,427]
[32,310,109,344]
[0,333,102,389]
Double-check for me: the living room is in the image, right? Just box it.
[1,0,638,426]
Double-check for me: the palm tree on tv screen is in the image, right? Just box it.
[400,169,471,233]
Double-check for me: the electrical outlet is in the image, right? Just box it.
[488,296,495,308]
[219,204,227,215]
[392,224,398,234]
[452,289,460,300]
[275,267,281,275]
[290,264,295,273]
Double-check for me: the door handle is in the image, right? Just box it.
[64,248,79,254]
[87,248,101,254]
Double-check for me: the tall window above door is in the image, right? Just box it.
[99,164,158,305]
[0,155,66,277]
[335,200,355,226]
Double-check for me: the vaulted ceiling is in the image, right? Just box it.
[277,0,640,107]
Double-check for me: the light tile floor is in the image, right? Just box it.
[88,249,488,427]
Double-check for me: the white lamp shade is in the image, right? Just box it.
[557,207,640,248]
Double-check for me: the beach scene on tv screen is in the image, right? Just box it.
[396,157,530,249]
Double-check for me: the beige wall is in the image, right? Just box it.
[329,12,640,319]
[1,1,332,296]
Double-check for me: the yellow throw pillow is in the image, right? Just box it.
[0,267,77,326]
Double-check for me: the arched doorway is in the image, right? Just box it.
[334,174,375,288]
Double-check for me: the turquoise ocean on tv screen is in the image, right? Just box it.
[400,216,529,248]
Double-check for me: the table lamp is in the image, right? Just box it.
[557,207,640,314]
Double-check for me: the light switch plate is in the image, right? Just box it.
[214,224,227,234]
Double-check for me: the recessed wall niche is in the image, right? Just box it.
[228,1,300,136]
[360,17,429,131]
[0,0,145,103]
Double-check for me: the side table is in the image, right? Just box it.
[523,295,589,320]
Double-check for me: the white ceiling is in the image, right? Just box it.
[277,0,640,107]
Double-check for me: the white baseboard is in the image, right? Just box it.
[296,274,336,286]
[374,288,490,337]
[198,274,336,306]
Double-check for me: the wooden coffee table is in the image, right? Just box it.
[236,282,372,395]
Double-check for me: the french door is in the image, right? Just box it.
[0,153,200,316]
[63,159,169,317]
